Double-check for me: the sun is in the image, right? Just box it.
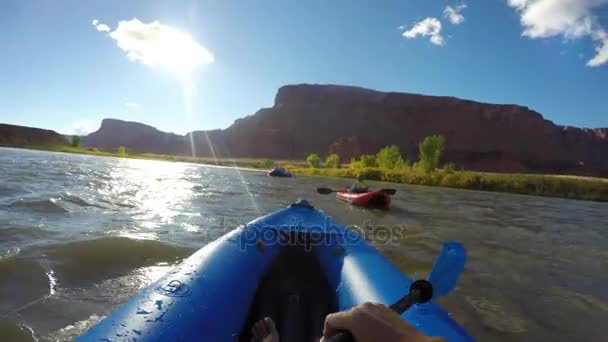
[102,18,214,84]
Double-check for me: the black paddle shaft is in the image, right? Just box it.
[325,280,433,342]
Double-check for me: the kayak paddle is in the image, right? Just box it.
[326,242,466,342]
[316,187,397,195]
[392,242,466,309]
[427,242,466,297]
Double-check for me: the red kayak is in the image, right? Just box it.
[336,189,391,208]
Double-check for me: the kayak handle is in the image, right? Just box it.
[325,280,433,342]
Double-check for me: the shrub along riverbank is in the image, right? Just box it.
[298,137,608,202]
[286,166,608,201]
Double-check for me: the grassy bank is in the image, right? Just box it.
[4,145,306,170]
[287,166,608,202]
[137,153,308,169]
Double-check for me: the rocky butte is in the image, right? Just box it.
[80,84,608,177]
[0,124,67,147]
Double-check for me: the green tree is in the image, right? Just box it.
[325,154,341,168]
[376,145,405,169]
[306,153,321,168]
[395,158,408,170]
[117,146,127,156]
[359,154,378,168]
[443,162,456,174]
[71,136,81,148]
[418,135,445,173]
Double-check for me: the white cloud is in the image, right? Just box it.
[73,120,91,135]
[444,3,467,25]
[588,29,608,66]
[402,17,445,46]
[125,101,139,108]
[92,19,111,32]
[507,0,528,10]
[96,23,111,32]
[102,18,214,78]
[507,0,608,66]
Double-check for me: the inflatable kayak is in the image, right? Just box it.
[268,167,292,177]
[337,189,391,208]
[78,200,472,342]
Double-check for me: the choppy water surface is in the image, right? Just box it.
[0,147,606,341]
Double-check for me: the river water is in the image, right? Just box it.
[0,147,606,341]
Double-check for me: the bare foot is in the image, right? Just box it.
[251,317,279,342]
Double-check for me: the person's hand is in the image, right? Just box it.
[320,302,445,342]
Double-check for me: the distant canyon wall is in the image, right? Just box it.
[79,84,608,177]
[0,124,68,148]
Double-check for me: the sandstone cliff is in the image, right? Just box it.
[0,124,68,148]
[80,84,608,177]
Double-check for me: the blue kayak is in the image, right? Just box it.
[79,200,473,341]
[268,167,292,177]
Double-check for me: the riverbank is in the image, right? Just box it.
[5,145,606,201]
[287,166,608,202]
[5,145,306,170]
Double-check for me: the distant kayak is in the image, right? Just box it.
[337,189,392,208]
[268,167,292,177]
[78,200,471,341]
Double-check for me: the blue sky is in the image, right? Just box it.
[0,0,607,135]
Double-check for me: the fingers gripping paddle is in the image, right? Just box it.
[326,242,466,342]
[316,187,397,195]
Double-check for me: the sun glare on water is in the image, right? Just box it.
[103,159,196,237]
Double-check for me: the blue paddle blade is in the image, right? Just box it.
[427,242,466,298]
